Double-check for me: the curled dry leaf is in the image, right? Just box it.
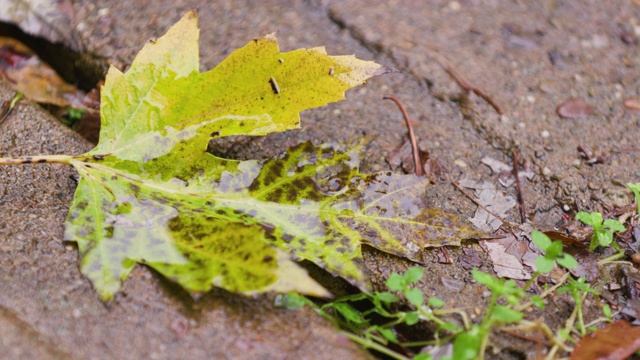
[0,36,85,107]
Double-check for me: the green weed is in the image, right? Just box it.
[575,211,626,251]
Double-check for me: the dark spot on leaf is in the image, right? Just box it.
[93,155,105,160]
[152,196,170,205]
[262,255,274,263]
[38,159,47,163]
[266,188,284,202]
[282,234,294,243]
[324,239,336,245]
[130,184,140,193]
[260,222,276,234]
[76,200,88,211]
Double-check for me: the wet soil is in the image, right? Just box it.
[1,1,640,359]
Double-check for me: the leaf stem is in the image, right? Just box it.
[516,272,570,312]
[338,330,410,360]
[0,154,73,165]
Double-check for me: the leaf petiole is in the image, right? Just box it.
[0,154,73,165]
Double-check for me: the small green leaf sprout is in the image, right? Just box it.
[575,211,626,251]
[531,230,578,273]
[557,276,599,336]
[628,182,640,214]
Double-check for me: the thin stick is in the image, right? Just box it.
[0,154,73,165]
[451,181,518,228]
[430,52,505,115]
[512,150,526,223]
[383,95,422,176]
[0,93,23,126]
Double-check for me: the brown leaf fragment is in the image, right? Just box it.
[623,266,640,300]
[564,247,599,282]
[622,299,640,326]
[460,179,517,232]
[480,240,531,280]
[459,247,483,270]
[571,320,640,360]
[544,230,588,249]
[385,139,429,175]
[441,276,465,292]
[423,158,442,184]
[0,37,85,107]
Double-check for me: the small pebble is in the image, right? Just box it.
[572,159,581,168]
[448,1,461,11]
[542,167,551,176]
[541,130,550,138]
[72,309,82,318]
[454,159,468,168]
[624,98,640,111]
[527,95,536,103]
[563,204,570,212]
[588,182,601,190]
[591,34,609,49]
[632,253,640,265]
[556,98,594,119]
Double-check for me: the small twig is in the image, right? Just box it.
[0,93,23,127]
[383,95,422,176]
[512,149,526,223]
[430,52,505,115]
[438,247,452,264]
[451,181,519,228]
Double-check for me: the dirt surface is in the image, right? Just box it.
[1,0,640,359]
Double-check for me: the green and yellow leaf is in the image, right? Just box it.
[57,11,480,301]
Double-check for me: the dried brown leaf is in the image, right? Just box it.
[571,320,640,360]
